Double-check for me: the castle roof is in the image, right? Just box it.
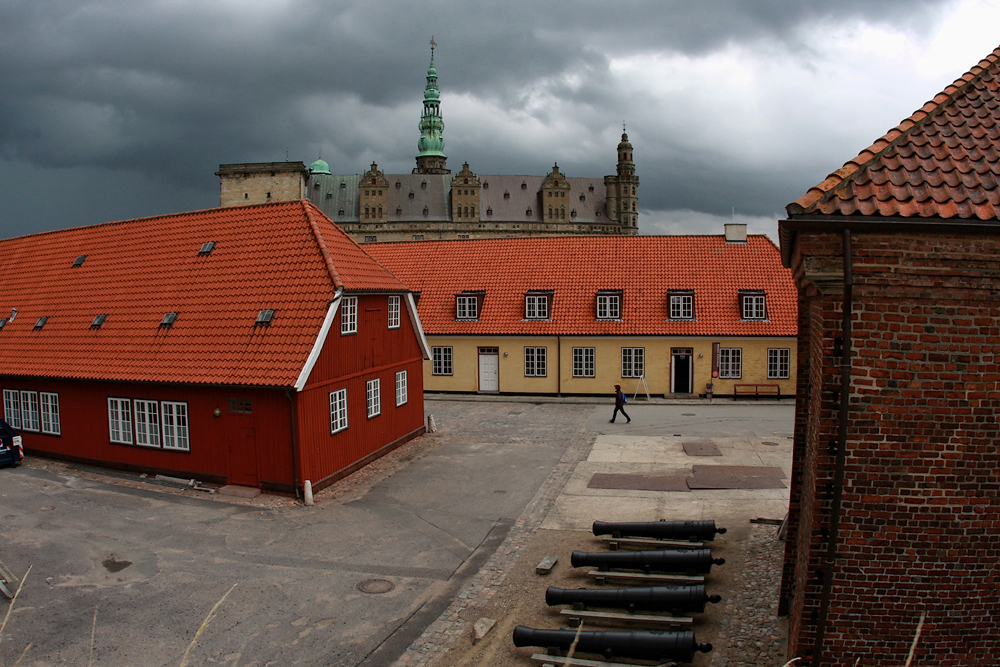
[366,235,796,337]
[0,200,407,387]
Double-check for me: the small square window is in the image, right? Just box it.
[456,295,478,320]
[597,294,621,320]
[160,312,178,328]
[255,309,275,327]
[525,295,549,319]
[432,347,453,375]
[229,398,252,414]
[364,235,377,243]
[91,314,107,329]
[198,242,216,256]
[669,293,695,320]
[741,294,767,320]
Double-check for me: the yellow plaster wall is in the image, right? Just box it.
[220,172,306,207]
[422,335,796,397]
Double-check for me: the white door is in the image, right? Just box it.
[479,349,499,392]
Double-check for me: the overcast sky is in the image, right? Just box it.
[2,0,999,241]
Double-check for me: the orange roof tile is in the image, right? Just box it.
[0,200,407,386]
[787,45,1000,220]
[366,235,795,337]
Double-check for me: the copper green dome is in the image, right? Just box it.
[309,158,331,175]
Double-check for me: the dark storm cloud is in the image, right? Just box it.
[0,0,958,237]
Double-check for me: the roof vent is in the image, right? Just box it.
[589,185,595,192]
[521,182,527,189]
[34,316,48,330]
[198,241,216,256]
[423,206,429,216]
[73,255,87,268]
[255,309,275,327]
[421,181,427,189]
[396,207,402,215]
[725,223,748,244]
[395,181,401,188]
[91,314,107,329]
[526,208,532,216]
[160,312,178,328]
[483,182,489,189]
[486,207,492,216]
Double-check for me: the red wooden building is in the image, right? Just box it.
[0,200,429,494]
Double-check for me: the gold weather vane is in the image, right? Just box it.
[430,36,436,56]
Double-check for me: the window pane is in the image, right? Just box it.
[162,402,189,451]
[396,370,408,406]
[40,392,60,435]
[388,296,401,329]
[20,391,39,432]
[108,397,133,444]
[134,399,161,447]
[341,296,358,334]
[3,389,21,429]
[432,347,453,375]
[329,389,348,433]
[367,378,381,418]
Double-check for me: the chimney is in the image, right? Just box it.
[724,223,747,243]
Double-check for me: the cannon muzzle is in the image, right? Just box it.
[593,519,727,541]
[571,548,724,574]
[545,584,721,614]
[512,626,712,663]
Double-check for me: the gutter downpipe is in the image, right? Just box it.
[286,390,301,501]
[812,228,852,665]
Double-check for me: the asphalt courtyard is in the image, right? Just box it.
[0,397,793,667]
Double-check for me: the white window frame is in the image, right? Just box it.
[161,401,189,451]
[456,295,478,320]
[19,391,39,432]
[768,348,791,379]
[329,388,348,433]
[669,294,694,320]
[388,296,401,329]
[40,392,61,436]
[108,397,133,444]
[525,295,549,320]
[134,399,162,448]
[572,347,595,378]
[341,296,358,334]
[3,389,21,429]
[597,294,621,320]
[719,348,743,379]
[366,378,381,418]
[622,348,644,378]
[395,370,408,406]
[432,346,453,375]
[741,294,767,320]
[524,347,547,377]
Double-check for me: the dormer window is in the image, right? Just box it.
[504,191,510,199]
[525,292,551,320]
[596,292,622,320]
[456,293,483,320]
[669,291,695,320]
[740,291,767,320]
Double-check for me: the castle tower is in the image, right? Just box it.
[359,162,389,221]
[450,162,481,221]
[604,127,639,228]
[414,37,449,174]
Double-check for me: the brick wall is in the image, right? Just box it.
[784,229,1000,665]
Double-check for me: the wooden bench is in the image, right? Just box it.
[733,384,780,400]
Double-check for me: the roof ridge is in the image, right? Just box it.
[787,44,1000,216]
[302,200,345,291]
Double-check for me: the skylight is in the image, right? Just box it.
[91,314,107,329]
[34,316,48,330]
[255,309,275,327]
[73,255,87,267]
[198,241,216,256]
[160,312,178,328]
[0,318,7,330]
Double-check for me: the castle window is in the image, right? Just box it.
[412,234,424,240]
[589,185,595,191]
[571,209,577,218]
[340,182,346,188]
[526,208,532,216]
[314,182,320,189]
[464,179,468,184]
[338,208,345,215]
[458,234,469,239]
[364,235,377,243]
[521,182,527,189]
[486,207,492,215]
[396,181,401,188]
[409,191,415,199]
[326,193,332,199]
[548,207,553,219]
[377,190,382,196]
[422,206,429,216]
[596,210,602,217]
[483,182,489,189]
[470,206,475,216]
[464,207,469,217]
[504,191,510,199]
[377,206,382,218]
[396,207,402,215]
[580,194,585,201]
[364,206,370,219]
[421,181,427,189]
[456,207,462,218]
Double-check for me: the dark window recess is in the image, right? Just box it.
[326,193,333,199]
[198,241,216,256]
[91,314,107,329]
[34,317,48,330]
[340,182,346,188]
[73,255,87,268]
[521,182,527,189]
[255,309,275,327]
[229,398,252,414]
[160,312,178,328]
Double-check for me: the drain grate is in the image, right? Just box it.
[356,578,394,594]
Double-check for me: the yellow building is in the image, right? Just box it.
[367,226,797,398]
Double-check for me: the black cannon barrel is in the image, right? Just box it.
[571,548,725,574]
[513,626,712,663]
[593,519,727,541]
[545,584,722,614]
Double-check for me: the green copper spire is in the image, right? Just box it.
[415,36,448,174]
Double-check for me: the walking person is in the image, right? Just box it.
[610,384,631,423]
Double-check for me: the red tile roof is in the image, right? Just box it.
[0,200,407,386]
[787,45,1000,220]
[365,235,795,337]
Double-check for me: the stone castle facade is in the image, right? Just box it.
[218,41,639,243]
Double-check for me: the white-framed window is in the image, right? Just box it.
[395,370,408,406]
[432,346,453,375]
[669,294,694,319]
[134,399,161,448]
[524,347,547,377]
[741,294,767,320]
[388,296,401,329]
[622,348,644,378]
[341,296,358,334]
[573,347,595,378]
[108,397,133,444]
[19,391,39,432]
[525,295,549,319]
[768,348,791,379]
[597,294,621,319]
[329,388,348,433]
[366,378,381,418]
[719,348,742,379]
[3,389,21,429]
[39,392,61,436]
[456,295,478,320]
[161,401,189,451]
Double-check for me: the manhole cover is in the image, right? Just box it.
[356,578,394,594]
[761,441,780,446]
[682,413,696,416]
